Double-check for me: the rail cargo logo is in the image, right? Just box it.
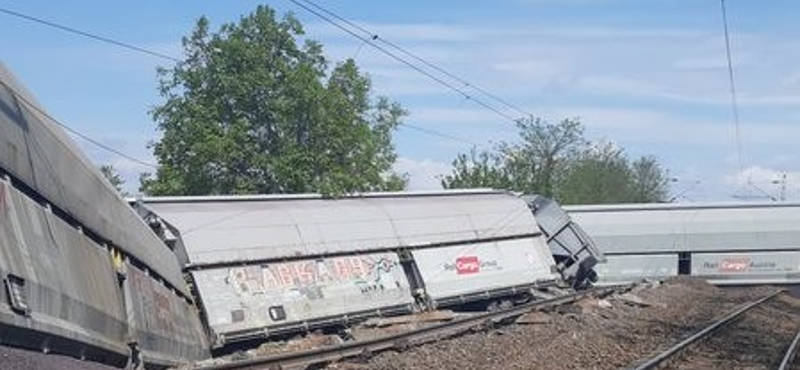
[719,258,750,272]
[444,256,500,275]
[455,256,480,275]
[703,258,778,273]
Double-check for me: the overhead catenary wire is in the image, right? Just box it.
[401,123,482,147]
[293,0,531,119]
[285,0,522,125]
[0,5,488,155]
[0,79,159,169]
[0,7,179,63]
[720,0,744,174]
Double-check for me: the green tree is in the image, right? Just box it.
[99,164,127,196]
[441,117,585,199]
[442,117,670,204]
[629,155,669,202]
[440,147,508,189]
[557,142,633,204]
[499,117,585,196]
[141,6,407,196]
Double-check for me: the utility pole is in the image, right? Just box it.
[772,172,787,202]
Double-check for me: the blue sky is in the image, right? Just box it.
[2,0,800,201]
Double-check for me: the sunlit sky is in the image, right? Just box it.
[2,0,800,201]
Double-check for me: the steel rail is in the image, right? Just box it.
[194,286,623,370]
[778,323,800,370]
[623,289,785,370]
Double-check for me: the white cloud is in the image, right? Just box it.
[394,157,449,190]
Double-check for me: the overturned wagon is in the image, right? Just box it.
[0,62,209,367]
[136,190,601,347]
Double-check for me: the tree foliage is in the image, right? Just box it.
[440,147,509,190]
[441,117,670,204]
[99,164,127,196]
[141,6,407,196]
[557,141,634,204]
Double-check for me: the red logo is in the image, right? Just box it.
[456,256,480,275]
[720,259,749,272]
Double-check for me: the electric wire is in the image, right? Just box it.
[294,0,531,119]
[401,123,482,147]
[0,7,180,63]
[0,5,494,162]
[285,0,521,124]
[0,79,159,169]
[720,0,744,174]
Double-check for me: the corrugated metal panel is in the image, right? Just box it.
[1,181,126,320]
[411,237,558,302]
[0,180,128,356]
[0,173,210,365]
[567,204,800,254]
[191,252,414,342]
[143,191,538,266]
[0,63,187,294]
[125,263,210,363]
[595,254,678,285]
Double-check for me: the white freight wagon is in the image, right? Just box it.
[566,202,800,285]
[137,190,569,346]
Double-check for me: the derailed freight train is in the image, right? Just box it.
[135,191,602,347]
[0,61,602,368]
[566,202,800,286]
[0,62,209,367]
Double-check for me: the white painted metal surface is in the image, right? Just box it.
[142,191,557,342]
[566,202,800,254]
[594,254,678,285]
[142,191,538,266]
[412,237,558,302]
[566,202,800,285]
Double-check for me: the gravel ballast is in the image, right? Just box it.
[327,278,787,370]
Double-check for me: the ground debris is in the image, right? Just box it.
[515,311,552,325]
[256,332,343,357]
[613,292,660,307]
[362,310,455,328]
[327,278,784,370]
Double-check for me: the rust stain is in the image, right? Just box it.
[0,183,6,212]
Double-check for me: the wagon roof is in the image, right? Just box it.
[139,190,542,267]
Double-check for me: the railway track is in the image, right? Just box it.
[778,324,800,370]
[623,289,800,370]
[191,286,623,370]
